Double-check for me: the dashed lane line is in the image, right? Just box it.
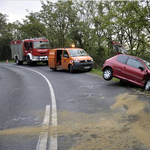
[36,105,50,150]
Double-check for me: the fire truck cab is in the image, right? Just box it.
[10,38,50,65]
[48,47,94,73]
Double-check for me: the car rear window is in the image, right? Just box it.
[117,55,128,64]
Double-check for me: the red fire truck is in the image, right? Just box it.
[10,37,50,65]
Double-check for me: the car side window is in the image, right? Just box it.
[126,58,144,69]
[117,55,128,64]
[63,50,69,58]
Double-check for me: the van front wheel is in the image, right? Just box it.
[69,65,74,73]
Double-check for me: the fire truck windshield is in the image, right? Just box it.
[33,41,50,49]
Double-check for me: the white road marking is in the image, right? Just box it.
[10,66,58,150]
[43,105,50,130]
[36,105,50,150]
[36,132,48,150]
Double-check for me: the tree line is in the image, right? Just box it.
[0,0,150,68]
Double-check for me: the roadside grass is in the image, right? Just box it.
[91,68,103,76]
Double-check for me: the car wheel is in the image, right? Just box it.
[52,68,57,71]
[103,68,113,81]
[69,65,74,73]
[145,80,150,91]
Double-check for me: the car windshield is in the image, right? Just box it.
[143,59,150,70]
[68,49,89,57]
[33,41,50,49]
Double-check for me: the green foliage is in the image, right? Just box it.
[1,0,150,66]
[0,13,13,60]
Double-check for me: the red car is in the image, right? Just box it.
[102,54,150,90]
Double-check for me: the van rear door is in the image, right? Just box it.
[49,50,57,69]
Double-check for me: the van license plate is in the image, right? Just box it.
[84,66,90,69]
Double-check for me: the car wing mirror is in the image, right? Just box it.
[139,66,144,71]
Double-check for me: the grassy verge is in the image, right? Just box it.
[91,68,103,76]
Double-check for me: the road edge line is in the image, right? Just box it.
[12,66,58,150]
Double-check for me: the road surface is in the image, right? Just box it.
[0,63,150,150]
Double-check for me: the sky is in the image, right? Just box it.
[0,0,54,23]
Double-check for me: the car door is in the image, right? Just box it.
[61,50,70,70]
[113,55,129,80]
[124,57,146,86]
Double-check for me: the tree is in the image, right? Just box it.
[40,0,74,47]
[0,13,13,61]
[20,12,46,39]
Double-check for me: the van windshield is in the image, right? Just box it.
[68,49,89,57]
[33,41,50,49]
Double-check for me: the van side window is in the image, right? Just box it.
[63,50,69,58]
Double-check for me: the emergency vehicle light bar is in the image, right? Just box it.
[70,44,75,48]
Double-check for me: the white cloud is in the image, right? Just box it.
[0,0,42,23]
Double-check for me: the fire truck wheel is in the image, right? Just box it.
[69,65,74,73]
[15,59,23,65]
[15,59,18,64]
[27,56,31,66]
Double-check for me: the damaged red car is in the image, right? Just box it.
[102,54,150,90]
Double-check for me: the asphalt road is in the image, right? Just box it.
[0,62,150,150]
